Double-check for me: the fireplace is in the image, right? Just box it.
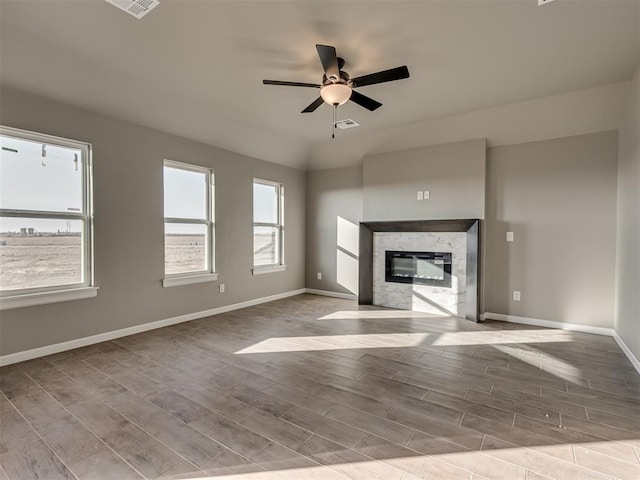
[359,219,480,322]
[385,251,452,287]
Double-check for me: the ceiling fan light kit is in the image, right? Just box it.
[263,44,410,137]
[320,84,352,106]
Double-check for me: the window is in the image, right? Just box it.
[253,179,285,274]
[163,160,215,286]
[0,126,95,308]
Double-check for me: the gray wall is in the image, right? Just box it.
[362,139,486,221]
[484,132,619,328]
[0,87,306,357]
[305,166,362,295]
[615,65,640,359]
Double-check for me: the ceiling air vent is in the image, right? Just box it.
[105,0,159,19]
[335,119,360,130]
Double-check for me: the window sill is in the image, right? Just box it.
[252,265,287,276]
[0,286,98,311]
[162,273,219,288]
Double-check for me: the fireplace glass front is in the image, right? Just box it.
[385,251,452,287]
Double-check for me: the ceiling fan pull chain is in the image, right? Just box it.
[332,104,337,139]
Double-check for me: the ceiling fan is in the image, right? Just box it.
[263,44,410,114]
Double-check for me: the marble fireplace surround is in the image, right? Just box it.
[359,219,480,322]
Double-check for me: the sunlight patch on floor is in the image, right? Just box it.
[234,329,575,354]
[428,330,572,347]
[234,333,430,354]
[318,310,449,320]
[493,344,584,384]
[174,440,640,480]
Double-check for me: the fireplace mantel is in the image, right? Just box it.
[359,219,480,322]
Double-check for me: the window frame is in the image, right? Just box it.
[252,178,285,274]
[162,159,216,285]
[0,125,94,301]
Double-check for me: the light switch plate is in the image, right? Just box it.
[417,191,424,200]
[506,232,514,242]
[424,190,430,200]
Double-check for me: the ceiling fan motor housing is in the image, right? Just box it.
[323,70,351,86]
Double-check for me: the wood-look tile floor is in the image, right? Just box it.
[1,294,639,480]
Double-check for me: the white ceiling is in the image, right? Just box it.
[0,0,638,170]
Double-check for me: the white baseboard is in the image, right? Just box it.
[0,288,306,367]
[483,311,640,375]
[482,312,616,336]
[612,331,640,375]
[305,288,357,300]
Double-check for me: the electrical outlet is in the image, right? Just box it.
[317,272,322,280]
[513,290,521,301]
[219,283,225,293]
[506,231,514,242]
[417,191,424,200]
[424,190,430,200]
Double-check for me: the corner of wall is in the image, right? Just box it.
[613,62,640,365]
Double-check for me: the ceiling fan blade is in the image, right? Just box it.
[350,90,382,111]
[263,80,321,88]
[302,97,325,113]
[351,65,410,88]
[316,44,340,81]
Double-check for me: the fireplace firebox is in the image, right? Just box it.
[385,251,452,287]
